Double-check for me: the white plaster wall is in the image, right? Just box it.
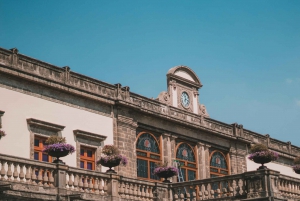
[0,87,113,168]
[246,156,300,178]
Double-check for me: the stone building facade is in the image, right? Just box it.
[0,47,299,200]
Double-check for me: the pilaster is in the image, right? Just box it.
[197,142,210,179]
[115,114,138,178]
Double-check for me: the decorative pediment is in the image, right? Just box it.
[73,129,107,146]
[27,118,65,136]
[167,65,202,88]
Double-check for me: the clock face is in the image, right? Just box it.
[181,92,190,108]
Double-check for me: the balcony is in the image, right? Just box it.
[0,153,299,201]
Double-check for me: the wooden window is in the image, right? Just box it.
[80,146,95,170]
[175,142,197,182]
[136,132,161,181]
[34,136,51,162]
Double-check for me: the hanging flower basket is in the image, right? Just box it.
[97,145,128,173]
[0,130,6,140]
[154,166,179,183]
[248,144,279,170]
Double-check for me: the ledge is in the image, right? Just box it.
[73,129,107,142]
[27,118,65,132]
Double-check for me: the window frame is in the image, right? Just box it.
[136,131,162,181]
[80,145,96,170]
[175,142,198,181]
[209,150,229,177]
[33,135,52,162]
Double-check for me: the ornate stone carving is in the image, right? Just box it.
[156,91,170,105]
[199,104,209,117]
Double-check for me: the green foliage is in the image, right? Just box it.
[45,136,66,145]
[249,143,268,153]
[102,145,120,156]
[155,161,168,167]
[294,156,300,165]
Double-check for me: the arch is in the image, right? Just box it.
[209,150,229,177]
[136,132,161,181]
[167,65,202,86]
[175,142,197,181]
[176,142,196,162]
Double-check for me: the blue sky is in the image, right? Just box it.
[1,0,300,146]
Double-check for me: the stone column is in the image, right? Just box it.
[170,135,177,183]
[202,143,210,179]
[170,135,177,162]
[162,133,172,166]
[115,114,138,177]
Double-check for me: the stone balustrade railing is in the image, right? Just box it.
[0,153,56,187]
[171,173,247,200]
[66,166,110,194]
[1,152,300,201]
[118,176,168,200]
[278,174,300,199]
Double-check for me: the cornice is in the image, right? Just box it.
[26,118,65,132]
[73,129,107,142]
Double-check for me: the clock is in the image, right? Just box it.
[181,92,190,108]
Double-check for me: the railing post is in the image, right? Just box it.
[153,182,170,201]
[244,169,283,200]
[54,163,69,201]
[107,173,119,201]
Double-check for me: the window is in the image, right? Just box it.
[210,150,229,197]
[209,151,229,177]
[136,132,161,181]
[80,146,95,170]
[73,129,106,171]
[34,136,51,162]
[176,143,197,181]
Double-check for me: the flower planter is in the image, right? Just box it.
[48,150,70,164]
[248,149,278,170]
[252,156,272,170]
[156,171,176,183]
[294,169,300,174]
[99,158,121,173]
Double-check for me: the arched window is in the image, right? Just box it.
[210,151,229,177]
[136,132,161,181]
[176,143,197,181]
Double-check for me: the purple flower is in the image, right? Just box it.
[292,164,300,171]
[248,150,279,161]
[43,143,75,154]
[153,166,179,176]
[97,154,128,166]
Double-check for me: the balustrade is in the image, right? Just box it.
[278,175,300,199]
[171,174,247,200]
[0,153,56,187]
[66,167,110,195]
[118,177,160,201]
[2,152,300,201]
